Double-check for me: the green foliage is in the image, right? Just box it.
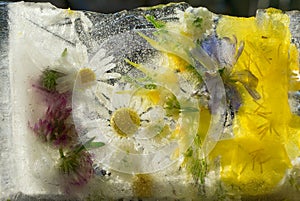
[190,157,208,184]
[41,69,60,91]
[144,83,157,89]
[145,15,165,29]
[61,48,68,57]
[164,94,180,117]
[84,137,105,150]
[122,75,152,89]
[59,149,80,175]
[184,136,208,185]
[184,148,193,157]
[193,17,203,28]
[180,106,199,113]
[40,48,68,92]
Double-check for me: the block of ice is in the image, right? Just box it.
[1,2,300,200]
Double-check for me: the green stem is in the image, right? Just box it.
[75,145,85,154]
[59,148,64,158]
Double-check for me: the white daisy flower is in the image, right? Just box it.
[53,44,120,93]
[72,75,186,173]
[76,82,176,145]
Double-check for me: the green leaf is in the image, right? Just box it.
[184,148,193,157]
[189,157,208,184]
[83,137,105,149]
[145,15,165,29]
[193,17,203,28]
[86,141,105,149]
[164,94,181,117]
[180,107,199,113]
[61,48,68,57]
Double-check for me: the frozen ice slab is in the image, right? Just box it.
[1,1,300,200]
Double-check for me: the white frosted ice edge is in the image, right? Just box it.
[8,1,71,196]
[0,1,14,198]
[5,1,99,197]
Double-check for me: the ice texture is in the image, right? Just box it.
[1,1,300,201]
[0,2,14,197]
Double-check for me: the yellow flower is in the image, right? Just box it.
[210,8,300,195]
[210,136,291,195]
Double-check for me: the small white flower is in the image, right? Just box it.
[53,45,119,93]
[176,7,214,40]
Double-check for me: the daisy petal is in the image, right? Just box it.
[95,63,116,77]
[100,73,121,80]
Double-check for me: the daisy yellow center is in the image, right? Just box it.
[110,108,140,137]
[79,68,96,84]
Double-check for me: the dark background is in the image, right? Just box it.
[6,0,300,16]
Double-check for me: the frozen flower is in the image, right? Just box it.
[201,34,260,111]
[141,7,214,66]
[176,7,214,40]
[72,64,203,174]
[201,35,238,69]
[52,45,119,93]
[73,79,183,161]
[30,87,77,148]
[144,7,213,58]
[32,118,77,148]
[58,144,94,192]
[30,74,96,192]
[210,136,291,195]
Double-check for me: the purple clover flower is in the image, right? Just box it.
[30,86,77,148]
[30,70,99,193]
[59,145,94,193]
